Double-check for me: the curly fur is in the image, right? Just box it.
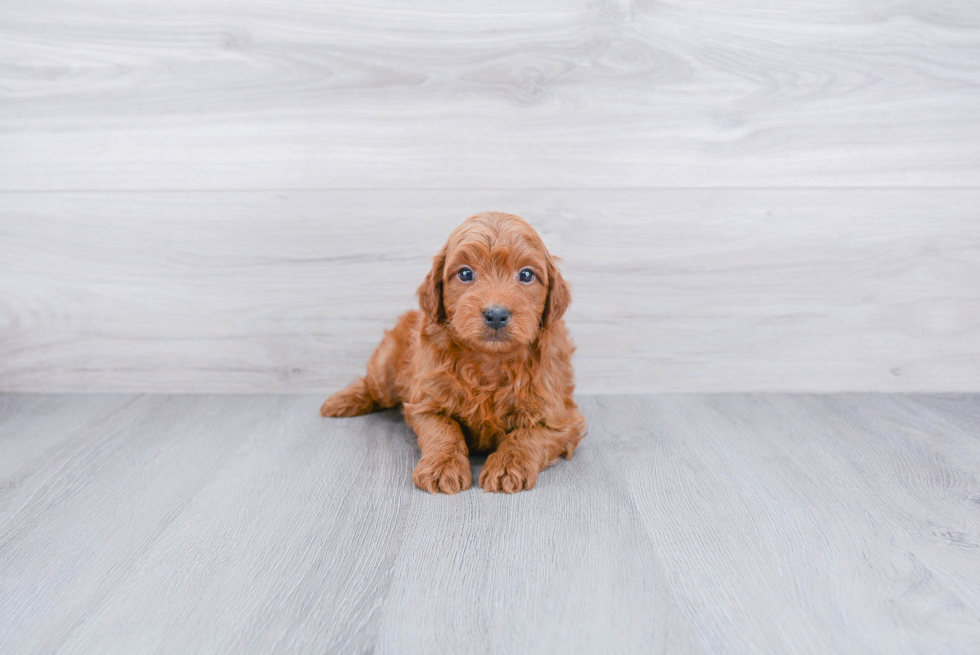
[320,212,586,494]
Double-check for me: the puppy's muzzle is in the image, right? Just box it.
[483,306,511,330]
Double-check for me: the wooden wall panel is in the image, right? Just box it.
[2,189,977,393]
[2,1,978,391]
[1,1,979,189]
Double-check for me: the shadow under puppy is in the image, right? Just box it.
[321,212,587,494]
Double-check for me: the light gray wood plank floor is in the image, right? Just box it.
[1,394,978,654]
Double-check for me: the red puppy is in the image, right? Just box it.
[320,212,586,494]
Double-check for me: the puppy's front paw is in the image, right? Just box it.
[413,451,472,495]
[480,448,538,493]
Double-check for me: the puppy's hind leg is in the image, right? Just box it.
[320,377,380,417]
[320,311,416,417]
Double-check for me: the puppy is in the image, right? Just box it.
[320,212,586,494]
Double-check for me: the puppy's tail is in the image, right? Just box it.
[320,378,381,417]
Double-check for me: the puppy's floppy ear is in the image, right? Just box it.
[542,256,571,329]
[417,246,447,322]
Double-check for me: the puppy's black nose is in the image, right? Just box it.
[483,306,510,330]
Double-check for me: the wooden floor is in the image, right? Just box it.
[1,394,978,654]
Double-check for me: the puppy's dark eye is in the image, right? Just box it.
[457,267,474,282]
[519,268,535,283]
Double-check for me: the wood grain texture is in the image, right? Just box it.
[2,0,980,189]
[1,393,978,654]
[2,189,978,393]
[611,394,980,653]
[2,0,979,393]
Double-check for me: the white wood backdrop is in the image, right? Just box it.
[1,0,979,392]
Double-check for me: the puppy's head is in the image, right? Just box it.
[418,212,570,353]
